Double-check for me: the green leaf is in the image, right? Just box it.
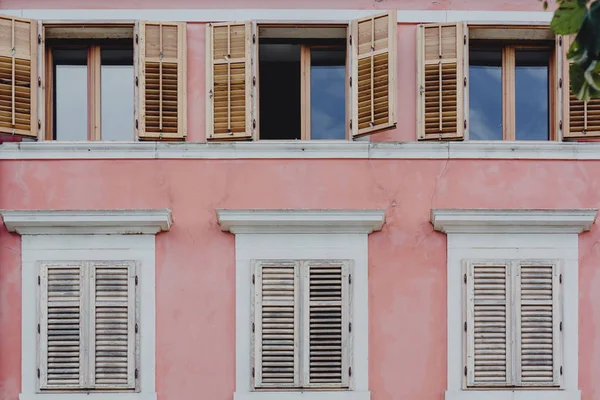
[584,60,600,91]
[570,62,600,101]
[551,0,587,34]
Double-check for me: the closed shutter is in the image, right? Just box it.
[302,261,351,388]
[138,21,187,140]
[562,35,600,139]
[39,262,86,389]
[0,15,37,138]
[207,22,253,141]
[89,262,137,389]
[464,260,511,387]
[253,260,300,388]
[515,261,562,387]
[417,23,465,141]
[350,11,397,138]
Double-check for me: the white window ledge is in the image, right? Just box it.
[20,394,157,400]
[234,391,370,400]
[5,141,600,160]
[445,390,580,400]
[0,209,172,235]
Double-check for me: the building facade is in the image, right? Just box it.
[0,1,600,400]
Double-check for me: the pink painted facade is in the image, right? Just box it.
[0,1,599,400]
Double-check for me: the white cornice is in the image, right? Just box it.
[0,209,172,235]
[431,209,598,234]
[4,141,600,160]
[216,209,385,234]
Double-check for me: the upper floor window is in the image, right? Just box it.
[206,11,398,141]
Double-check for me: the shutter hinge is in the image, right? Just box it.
[463,273,466,284]
[253,76,256,86]
[464,120,467,130]
[419,84,424,96]
[463,34,467,45]
[349,367,352,377]
[349,322,352,333]
[464,366,467,376]
[349,274,352,284]
[252,367,255,377]
[560,366,563,375]
[38,275,40,285]
[253,119,256,130]
[559,120,563,131]
[349,77,352,87]
[38,34,41,44]
[560,321,563,331]
[559,78,562,89]
[252,322,255,333]
[37,323,40,334]
[252,274,255,284]
[135,34,138,44]
[464,321,467,332]
[38,77,41,87]
[38,120,41,130]
[135,369,139,379]
[252,34,256,44]
[349,119,352,130]
[349,35,352,45]
[464,77,467,87]
[135,323,139,333]
[560,274,563,284]
[559,36,562,46]
[135,76,139,87]
[135,275,138,285]
[37,368,40,378]
[135,119,139,130]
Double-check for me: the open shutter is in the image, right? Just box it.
[515,261,562,387]
[417,23,465,141]
[89,262,137,389]
[562,35,600,139]
[253,260,300,388]
[350,11,397,138]
[464,260,511,387]
[206,22,253,141]
[302,261,351,388]
[39,262,86,389]
[0,15,37,138]
[138,21,187,140]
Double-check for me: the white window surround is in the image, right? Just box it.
[0,209,172,400]
[431,208,598,400]
[217,209,385,400]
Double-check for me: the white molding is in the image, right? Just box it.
[431,209,598,234]
[445,390,580,400]
[217,209,385,234]
[0,209,173,235]
[0,9,552,24]
[6,141,600,160]
[234,392,370,400]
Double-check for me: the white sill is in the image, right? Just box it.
[234,391,370,400]
[445,390,581,400]
[20,393,157,400]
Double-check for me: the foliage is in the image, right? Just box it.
[543,0,600,100]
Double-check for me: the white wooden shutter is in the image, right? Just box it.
[302,260,351,388]
[515,260,562,387]
[464,260,511,387]
[89,262,137,389]
[253,260,300,388]
[39,262,86,389]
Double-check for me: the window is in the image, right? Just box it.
[464,259,562,388]
[252,259,352,390]
[39,261,138,391]
[0,15,187,141]
[417,24,600,141]
[206,12,397,141]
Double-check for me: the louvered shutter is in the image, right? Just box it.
[89,262,137,389]
[302,261,351,388]
[464,260,511,387]
[39,262,86,389]
[350,11,397,138]
[0,15,37,138]
[207,22,253,141]
[138,21,187,140]
[515,261,562,387]
[562,35,600,139]
[417,23,465,141]
[253,260,300,388]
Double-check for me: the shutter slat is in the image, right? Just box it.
[417,23,464,141]
[139,21,186,140]
[0,14,37,137]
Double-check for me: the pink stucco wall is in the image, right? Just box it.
[1,159,600,400]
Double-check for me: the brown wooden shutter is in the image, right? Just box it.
[138,21,187,140]
[562,35,600,139]
[465,260,511,387]
[0,15,37,138]
[350,11,397,138]
[253,260,300,388]
[302,261,351,388]
[206,22,253,141]
[515,261,562,387]
[89,262,137,389]
[417,23,465,141]
[39,262,86,389]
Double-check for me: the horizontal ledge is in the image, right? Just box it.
[445,390,580,400]
[20,394,157,400]
[3,141,600,160]
[234,391,371,400]
[431,208,598,234]
[1,209,172,235]
[217,209,385,234]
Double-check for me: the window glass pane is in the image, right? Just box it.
[101,48,134,141]
[469,48,502,140]
[54,48,87,141]
[515,49,550,140]
[310,48,346,140]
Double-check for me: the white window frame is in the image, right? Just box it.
[0,209,172,400]
[431,208,597,400]
[217,209,384,400]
